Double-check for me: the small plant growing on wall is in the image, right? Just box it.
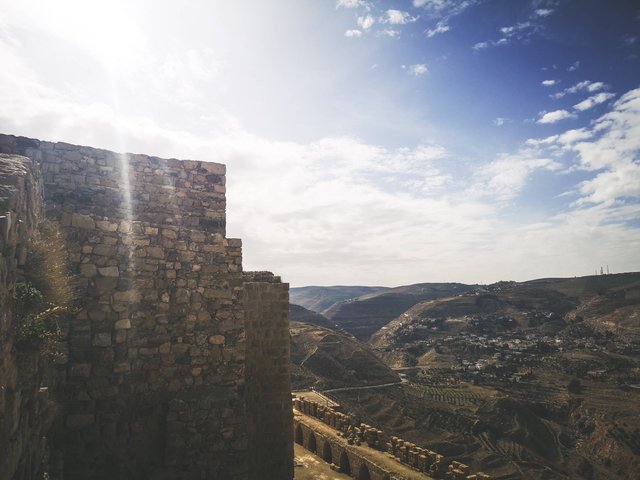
[13,220,75,356]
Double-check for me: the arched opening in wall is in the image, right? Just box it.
[308,431,317,453]
[339,451,351,475]
[357,464,371,480]
[322,441,332,463]
[295,424,303,445]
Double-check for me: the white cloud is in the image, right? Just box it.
[537,109,576,124]
[336,0,368,8]
[357,15,375,30]
[379,28,400,38]
[541,79,556,87]
[408,64,428,75]
[525,88,640,210]
[426,21,450,37]
[551,80,608,99]
[567,61,580,71]
[493,117,509,126]
[473,41,490,50]
[586,81,606,92]
[556,128,593,145]
[344,29,363,37]
[573,92,616,111]
[413,0,447,9]
[2,6,639,286]
[534,8,554,17]
[474,21,538,50]
[468,153,561,201]
[500,22,531,35]
[381,9,417,25]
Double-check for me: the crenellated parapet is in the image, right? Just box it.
[294,395,492,480]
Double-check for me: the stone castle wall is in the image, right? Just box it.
[0,153,57,480]
[0,134,293,480]
[243,272,293,480]
[293,396,492,480]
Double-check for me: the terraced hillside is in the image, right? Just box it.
[323,282,477,341]
[293,273,640,480]
[290,321,399,390]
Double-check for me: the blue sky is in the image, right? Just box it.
[0,0,639,286]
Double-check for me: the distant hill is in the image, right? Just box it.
[290,321,399,390]
[323,282,478,341]
[312,272,640,480]
[289,304,346,333]
[289,285,390,314]
[370,273,640,364]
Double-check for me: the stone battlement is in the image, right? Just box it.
[294,395,491,480]
[0,134,292,480]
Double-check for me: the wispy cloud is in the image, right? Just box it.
[381,9,417,25]
[406,64,429,75]
[493,117,509,126]
[426,21,450,37]
[537,109,576,124]
[474,4,559,51]
[336,0,369,9]
[473,41,490,50]
[541,79,557,87]
[474,21,543,50]
[344,29,363,38]
[418,0,478,38]
[573,92,616,111]
[567,60,580,71]
[468,153,561,201]
[378,28,400,38]
[551,80,607,99]
[534,8,554,17]
[412,0,451,10]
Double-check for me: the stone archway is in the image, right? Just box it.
[357,463,371,480]
[295,424,303,445]
[322,441,333,463]
[339,450,351,475]
[308,431,317,453]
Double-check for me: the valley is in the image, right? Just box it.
[290,273,640,479]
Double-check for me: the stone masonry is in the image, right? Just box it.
[0,153,57,480]
[0,134,293,480]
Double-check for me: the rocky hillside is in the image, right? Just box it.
[290,321,399,390]
[290,285,389,314]
[370,274,640,360]
[323,282,477,341]
[348,273,640,480]
[289,304,340,331]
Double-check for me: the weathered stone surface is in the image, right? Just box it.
[79,263,97,277]
[71,213,95,229]
[92,333,112,347]
[0,135,292,480]
[98,266,119,277]
[112,289,140,303]
[114,319,131,330]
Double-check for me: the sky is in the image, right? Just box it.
[0,0,639,287]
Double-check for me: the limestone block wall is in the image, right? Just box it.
[0,154,56,480]
[243,272,294,480]
[0,134,253,479]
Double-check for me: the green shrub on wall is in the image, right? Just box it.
[24,220,75,308]
[13,220,75,354]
